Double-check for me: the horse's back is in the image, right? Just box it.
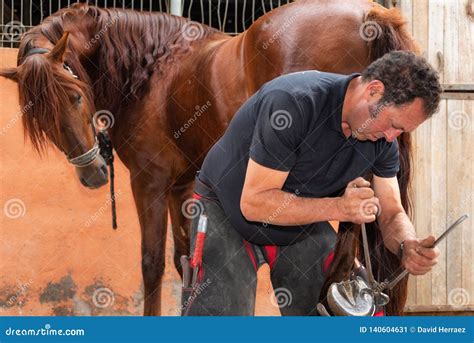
[242,0,375,91]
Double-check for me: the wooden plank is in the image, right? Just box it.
[443,0,474,85]
[445,0,474,84]
[397,0,413,35]
[442,84,474,92]
[412,119,432,307]
[430,99,447,306]
[428,0,445,84]
[411,0,429,56]
[405,304,474,312]
[446,99,472,309]
[460,101,474,310]
[441,93,474,101]
[410,0,444,307]
[400,0,418,304]
[464,99,473,310]
[471,99,474,311]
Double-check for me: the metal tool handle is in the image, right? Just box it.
[384,214,469,290]
[361,223,376,287]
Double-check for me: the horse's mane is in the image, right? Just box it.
[18,4,219,114]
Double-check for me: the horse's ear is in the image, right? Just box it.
[49,32,70,63]
[0,68,18,82]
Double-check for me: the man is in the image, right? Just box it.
[182,51,442,316]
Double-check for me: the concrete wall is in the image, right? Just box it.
[0,48,279,316]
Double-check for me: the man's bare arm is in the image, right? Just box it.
[374,175,439,275]
[240,158,378,225]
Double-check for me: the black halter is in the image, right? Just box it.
[23,46,118,229]
[23,47,79,79]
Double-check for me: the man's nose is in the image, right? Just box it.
[383,128,403,142]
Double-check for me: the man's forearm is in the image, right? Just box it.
[378,211,417,255]
[241,189,343,225]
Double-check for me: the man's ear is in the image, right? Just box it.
[49,32,70,63]
[0,67,18,82]
[366,80,385,97]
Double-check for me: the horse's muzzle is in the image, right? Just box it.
[76,154,109,189]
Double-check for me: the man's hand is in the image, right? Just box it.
[337,177,380,224]
[401,235,440,275]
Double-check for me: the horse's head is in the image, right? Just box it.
[0,32,108,189]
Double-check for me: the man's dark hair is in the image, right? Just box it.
[361,51,442,117]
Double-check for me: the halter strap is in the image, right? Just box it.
[23,47,50,58]
[23,47,78,78]
[67,138,101,167]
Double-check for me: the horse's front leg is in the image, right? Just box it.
[130,174,171,316]
[168,181,194,278]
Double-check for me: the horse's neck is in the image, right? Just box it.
[73,9,216,115]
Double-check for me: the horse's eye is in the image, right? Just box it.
[74,95,82,105]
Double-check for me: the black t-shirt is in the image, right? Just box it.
[197,71,399,246]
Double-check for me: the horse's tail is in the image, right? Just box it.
[365,5,420,59]
[319,5,418,316]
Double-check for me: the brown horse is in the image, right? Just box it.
[0,0,417,315]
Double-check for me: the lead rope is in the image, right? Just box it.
[98,131,117,229]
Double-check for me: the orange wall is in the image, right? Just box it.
[0,48,278,316]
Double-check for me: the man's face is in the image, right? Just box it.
[351,82,428,142]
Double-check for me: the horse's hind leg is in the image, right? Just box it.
[131,175,170,316]
[168,181,194,278]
